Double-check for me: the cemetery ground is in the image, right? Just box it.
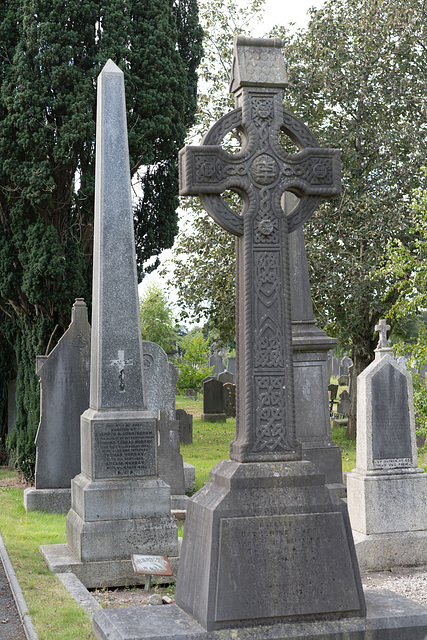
[0,394,427,639]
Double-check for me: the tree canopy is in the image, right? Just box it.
[0,0,202,476]
[140,282,177,354]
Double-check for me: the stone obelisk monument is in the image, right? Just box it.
[62,60,178,585]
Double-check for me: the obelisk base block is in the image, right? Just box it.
[175,459,365,632]
[40,542,181,589]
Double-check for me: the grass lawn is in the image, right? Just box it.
[0,487,95,640]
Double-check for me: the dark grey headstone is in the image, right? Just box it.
[338,375,349,387]
[66,60,177,567]
[202,378,224,415]
[223,382,236,418]
[372,363,412,460]
[35,298,90,489]
[175,409,193,445]
[157,411,185,496]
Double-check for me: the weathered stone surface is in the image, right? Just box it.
[175,460,365,631]
[24,488,71,514]
[92,593,427,640]
[40,543,181,589]
[157,411,186,497]
[143,341,177,421]
[175,409,193,445]
[223,382,236,418]
[217,370,233,384]
[174,36,362,634]
[34,298,90,491]
[347,321,427,570]
[65,60,177,575]
[183,462,195,493]
[287,152,343,491]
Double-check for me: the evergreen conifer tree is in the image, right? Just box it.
[0,0,202,477]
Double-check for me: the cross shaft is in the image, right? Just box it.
[179,37,341,462]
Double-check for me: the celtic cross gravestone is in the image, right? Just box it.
[175,36,365,631]
[180,37,340,462]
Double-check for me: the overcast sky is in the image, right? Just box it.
[250,0,323,35]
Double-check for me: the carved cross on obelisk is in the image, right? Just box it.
[180,36,341,462]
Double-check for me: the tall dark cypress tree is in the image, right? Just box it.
[0,0,202,477]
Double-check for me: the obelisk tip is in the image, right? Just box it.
[102,59,122,74]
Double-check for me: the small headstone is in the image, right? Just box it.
[157,411,186,503]
[184,388,198,399]
[340,354,353,377]
[24,298,90,514]
[175,409,193,445]
[218,370,233,384]
[143,341,177,421]
[227,357,236,377]
[202,378,226,422]
[347,320,427,570]
[337,389,350,416]
[338,375,349,387]
[201,375,214,386]
[223,382,236,418]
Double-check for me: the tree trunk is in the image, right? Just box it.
[345,352,373,439]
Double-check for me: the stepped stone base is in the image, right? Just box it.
[353,530,427,571]
[24,487,71,514]
[92,592,427,640]
[40,542,180,589]
[175,460,365,632]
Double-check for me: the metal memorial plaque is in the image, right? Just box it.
[131,555,173,576]
[372,364,412,461]
[93,421,156,478]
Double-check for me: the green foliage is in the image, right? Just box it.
[0,0,202,478]
[140,282,177,353]
[277,0,427,365]
[0,486,94,639]
[393,326,427,440]
[176,330,213,390]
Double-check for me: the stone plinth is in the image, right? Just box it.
[175,460,365,631]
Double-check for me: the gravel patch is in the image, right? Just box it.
[361,566,427,607]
